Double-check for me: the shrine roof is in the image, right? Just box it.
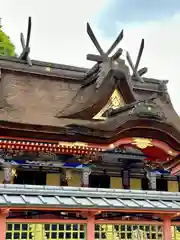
[0,17,180,160]
[1,184,180,212]
[0,56,87,80]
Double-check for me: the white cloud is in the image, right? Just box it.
[1,0,107,65]
[0,0,180,115]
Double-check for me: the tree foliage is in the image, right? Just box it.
[0,27,16,57]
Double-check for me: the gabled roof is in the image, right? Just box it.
[0,65,179,158]
[0,56,87,80]
[0,18,180,161]
[1,184,180,212]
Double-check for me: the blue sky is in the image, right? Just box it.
[98,0,180,36]
[0,0,180,115]
[98,0,180,115]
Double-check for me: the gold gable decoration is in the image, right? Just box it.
[132,138,153,149]
[93,89,125,120]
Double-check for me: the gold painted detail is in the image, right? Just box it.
[30,224,47,240]
[93,89,125,120]
[110,89,124,108]
[58,141,88,147]
[11,168,17,177]
[168,150,173,155]
[66,169,73,180]
[167,150,177,157]
[132,138,153,149]
[45,66,51,72]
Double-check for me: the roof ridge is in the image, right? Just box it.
[0,56,88,73]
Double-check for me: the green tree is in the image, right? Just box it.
[0,24,15,57]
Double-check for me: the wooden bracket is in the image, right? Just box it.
[0,208,9,217]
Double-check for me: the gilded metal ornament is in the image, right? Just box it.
[132,138,153,149]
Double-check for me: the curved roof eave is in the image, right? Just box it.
[57,69,135,120]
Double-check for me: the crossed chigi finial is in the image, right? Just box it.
[17,18,148,84]
[19,16,32,66]
[86,22,148,85]
[126,39,147,83]
[87,22,123,64]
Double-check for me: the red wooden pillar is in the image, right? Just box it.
[163,216,172,240]
[87,212,95,240]
[0,209,9,240]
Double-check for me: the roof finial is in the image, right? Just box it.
[19,16,32,66]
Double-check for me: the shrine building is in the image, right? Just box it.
[0,17,179,240]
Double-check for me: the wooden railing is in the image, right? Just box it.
[95,223,163,240]
[172,225,180,240]
[6,220,173,240]
[6,221,86,240]
[6,219,180,240]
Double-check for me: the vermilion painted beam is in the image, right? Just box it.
[7,218,163,225]
[7,218,87,223]
[95,220,163,225]
[0,136,178,159]
[5,206,180,215]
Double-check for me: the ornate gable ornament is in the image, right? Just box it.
[132,138,153,149]
[131,101,166,121]
[93,89,125,120]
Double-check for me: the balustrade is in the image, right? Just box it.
[6,221,177,240]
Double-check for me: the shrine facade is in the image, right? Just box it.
[0,16,179,240]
